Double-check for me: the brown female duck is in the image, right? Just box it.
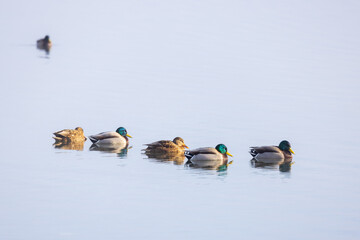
[53,127,87,144]
[143,137,188,154]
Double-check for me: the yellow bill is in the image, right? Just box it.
[289,148,295,154]
[226,152,233,157]
[126,134,132,138]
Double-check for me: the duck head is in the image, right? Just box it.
[116,127,132,138]
[215,144,233,157]
[279,140,295,154]
[44,35,51,43]
[173,137,188,149]
[75,127,84,133]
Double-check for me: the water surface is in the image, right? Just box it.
[0,1,359,239]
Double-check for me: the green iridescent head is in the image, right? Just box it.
[215,144,227,154]
[279,140,294,154]
[215,144,233,157]
[116,127,132,138]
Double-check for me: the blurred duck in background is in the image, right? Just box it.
[37,35,52,52]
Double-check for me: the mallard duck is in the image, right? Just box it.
[53,127,87,144]
[249,140,295,163]
[37,35,52,49]
[185,144,233,168]
[143,137,188,154]
[88,127,132,147]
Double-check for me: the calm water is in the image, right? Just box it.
[1,1,360,239]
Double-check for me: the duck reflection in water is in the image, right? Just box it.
[185,159,233,171]
[36,35,52,54]
[89,144,130,157]
[142,137,188,165]
[53,127,87,151]
[184,144,233,171]
[250,158,294,172]
[53,140,86,151]
[144,151,186,165]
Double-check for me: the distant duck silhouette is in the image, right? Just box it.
[37,35,52,51]
[249,140,295,163]
[89,127,132,148]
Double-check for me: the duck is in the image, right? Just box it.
[143,137,188,154]
[185,144,233,168]
[37,35,52,49]
[249,140,295,163]
[53,127,87,144]
[88,127,132,147]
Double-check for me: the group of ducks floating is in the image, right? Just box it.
[53,126,295,170]
[43,34,295,170]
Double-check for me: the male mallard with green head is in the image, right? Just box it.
[89,127,132,147]
[185,144,233,167]
[249,140,295,163]
[53,127,87,144]
[143,137,188,154]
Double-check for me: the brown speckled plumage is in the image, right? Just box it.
[143,137,188,154]
[53,127,87,144]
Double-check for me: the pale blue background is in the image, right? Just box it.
[0,1,359,239]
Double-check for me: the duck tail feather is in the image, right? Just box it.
[249,149,257,157]
[88,136,98,143]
